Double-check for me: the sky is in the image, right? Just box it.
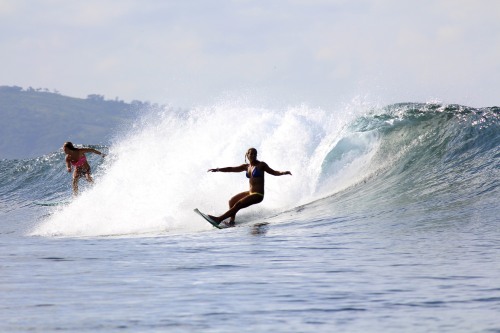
[1,0,499,108]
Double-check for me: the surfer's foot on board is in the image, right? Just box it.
[208,215,235,227]
[208,215,221,225]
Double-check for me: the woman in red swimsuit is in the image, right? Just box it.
[63,142,105,196]
[207,148,292,226]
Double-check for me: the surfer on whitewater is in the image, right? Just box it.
[207,148,292,227]
[63,142,105,196]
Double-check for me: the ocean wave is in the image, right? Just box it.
[1,103,497,237]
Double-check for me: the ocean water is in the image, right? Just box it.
[1,102,499,332]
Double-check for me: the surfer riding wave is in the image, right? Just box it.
[207,148,292,227]
[63,142,105,196]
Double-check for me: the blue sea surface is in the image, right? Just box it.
[1,103,499,332]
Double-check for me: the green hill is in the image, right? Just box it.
[0,86,153,159]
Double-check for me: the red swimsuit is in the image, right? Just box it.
[71,155,87,167]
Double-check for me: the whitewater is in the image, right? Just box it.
[1,102,499,332]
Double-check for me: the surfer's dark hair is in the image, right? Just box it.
[63,142,77,151]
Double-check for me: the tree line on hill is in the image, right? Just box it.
[0,85,161,159]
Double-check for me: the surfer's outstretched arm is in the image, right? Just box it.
[262,162,292,176]
[208,164,247,173]
[80,148,106,157]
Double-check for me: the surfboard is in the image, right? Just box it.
[34,201,71,207]
[193,208,222,229]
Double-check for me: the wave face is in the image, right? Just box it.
[307,104,499,225]
[1,103,498,237]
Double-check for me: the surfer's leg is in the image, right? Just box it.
[209,191,249,224]
[72,171,80,196]
[228,192,250,222]
[215,193,264,224]
[85,171,94,184]
[79,166,94,184]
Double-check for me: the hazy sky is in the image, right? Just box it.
[1,0,499,108]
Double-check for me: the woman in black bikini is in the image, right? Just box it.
[63,142,105,196]
[208,148,292,226]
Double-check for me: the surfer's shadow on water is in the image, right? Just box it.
[219,221,270,236]
[249,222,270,235]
